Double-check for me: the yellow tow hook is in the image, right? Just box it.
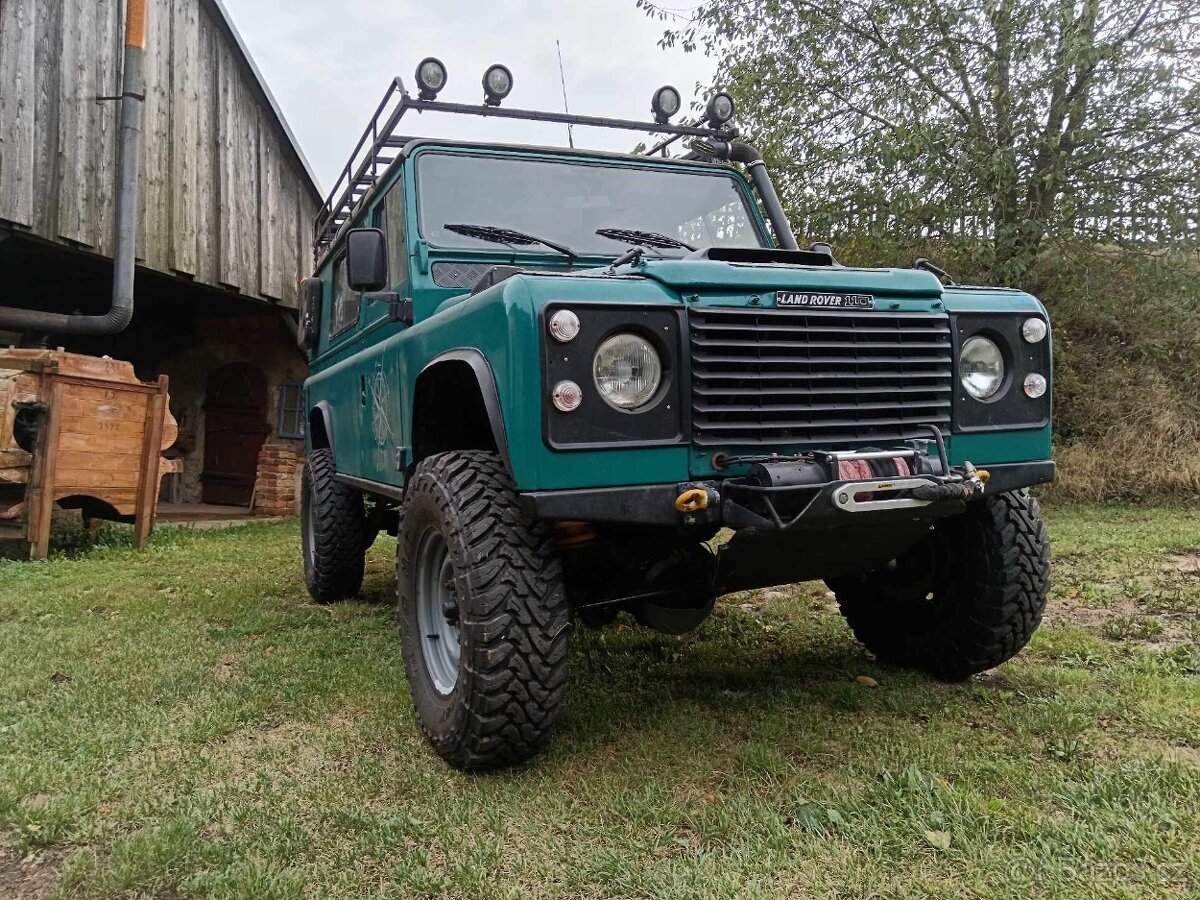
[675,488,709,513]
[962,463,990,495]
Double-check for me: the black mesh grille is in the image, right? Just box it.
[431,262,494,288]
[689,308,953,447]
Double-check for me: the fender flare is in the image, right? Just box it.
[416,348,511,471]
[309,400,337,463]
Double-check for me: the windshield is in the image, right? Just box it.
[416,152,766,257]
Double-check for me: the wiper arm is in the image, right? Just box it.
[444,223,576,262]
[595,228,695,252]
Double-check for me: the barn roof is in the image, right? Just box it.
[207,0,322,199]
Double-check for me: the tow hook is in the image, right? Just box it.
[910,463,988,501]
[674,483,721,526]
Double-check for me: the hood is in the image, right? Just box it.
[629,257,945,297]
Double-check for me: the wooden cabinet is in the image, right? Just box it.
[0,351,178,558]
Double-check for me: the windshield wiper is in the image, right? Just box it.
[444,223,576,262]
[595,228,695,252]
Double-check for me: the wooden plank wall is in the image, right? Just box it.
[0,0,319,308]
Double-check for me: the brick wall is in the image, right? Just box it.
[254,444,303,517]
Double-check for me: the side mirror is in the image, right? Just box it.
[345,228,388,293]
[298,276,322,350]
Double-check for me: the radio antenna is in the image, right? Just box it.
[556,40,575,148]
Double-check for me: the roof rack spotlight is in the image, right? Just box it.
[705,91,735,125]
[651,85,682,124]
[483,64,514,106]
[415,57,448,100]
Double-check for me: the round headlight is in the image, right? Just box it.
[651,85,681,123]
[416,57,448,100]
[551,380,583,412]
[960,336,1005,400]
[1023,373,1047,399]
[483,64,513,105]
[706,91,735,124]
[1022,317,1048,343]
[548,309,580,343]
[593,333,662,410]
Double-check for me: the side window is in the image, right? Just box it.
[277,382,305,439]
[382,182,409,293]
[328,255,360,337]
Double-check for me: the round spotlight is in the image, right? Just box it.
[651,85,682,124]
[482,64,513,106]
[552,380,583,412]
[1023,373,1048,399]
[706,91,735,125]
[415,57,448,100]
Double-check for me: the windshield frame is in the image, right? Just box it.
[411,146,770,258]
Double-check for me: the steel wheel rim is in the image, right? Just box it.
[414,527,461,695]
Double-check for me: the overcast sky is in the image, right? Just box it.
[223,0,717,195]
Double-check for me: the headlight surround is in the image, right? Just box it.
[960,335,1006,400]
[593,333,662,410]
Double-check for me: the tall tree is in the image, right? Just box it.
[639,0,1200,280]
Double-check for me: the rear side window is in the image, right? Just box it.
[328,255,360,337]
[383,184,408,292]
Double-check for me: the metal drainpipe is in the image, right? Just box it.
[0,0,147,337]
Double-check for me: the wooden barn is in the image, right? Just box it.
[0,0,319,516]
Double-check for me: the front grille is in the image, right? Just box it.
[689,307,953,447]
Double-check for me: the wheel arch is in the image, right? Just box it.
[308,400,336,459]
[411,349,511,475]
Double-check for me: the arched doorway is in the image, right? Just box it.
[200,362,269,505]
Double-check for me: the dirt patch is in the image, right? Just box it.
[1131,740,1200,768]
[1045,596,1195,648]
[1165,550,1200,574]
[0,844,69,900]
[212,650,246,683]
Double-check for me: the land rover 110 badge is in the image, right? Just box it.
[776,291,874,309]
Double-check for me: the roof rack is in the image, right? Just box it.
[312,77,739,264]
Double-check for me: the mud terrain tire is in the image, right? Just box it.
[397,450,570,770]
[301,448,368,604]
[828,489,1050,681]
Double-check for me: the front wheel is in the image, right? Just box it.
[828,489,1050,681]
[396,451,570,770]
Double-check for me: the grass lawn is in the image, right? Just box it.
[0,503,1197,899]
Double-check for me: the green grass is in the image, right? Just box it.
[1,504,1198,899]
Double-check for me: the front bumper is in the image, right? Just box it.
[518,459,1056,528]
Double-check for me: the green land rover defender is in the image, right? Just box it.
[298,61,1053,770]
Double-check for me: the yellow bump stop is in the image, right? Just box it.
[675,488,709,513]
[553,521,596,547]
[976,469,991,483]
